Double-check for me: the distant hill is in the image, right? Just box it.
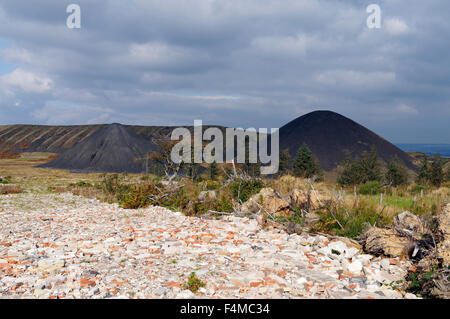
[39,124,157,173]
[0,124,173,153]
[279,110,415,170]
[1,111,416,173]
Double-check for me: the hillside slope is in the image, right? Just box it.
[39,124,156,173]
[279,111,414,170]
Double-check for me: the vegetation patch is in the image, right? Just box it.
[183,272,206,293]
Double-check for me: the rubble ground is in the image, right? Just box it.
[0,193,418,299]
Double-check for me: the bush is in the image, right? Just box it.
[411,184,427,194]
[312,200,390,239]
[119,183,160,209]
[205,180,220,190]
[359,181,382,195]
[72,181,93,187]
[183,272,205,293]
[229,179,264,203]
[338,146,382,186]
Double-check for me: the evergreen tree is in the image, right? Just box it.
[385,156,408,187]
[338,146,382,186]
[338,151,361,186]
[359,146,382,183]
[278,148,292,176]
[293,144,322,179]
[429,153,444,187]
[416,157,430,185]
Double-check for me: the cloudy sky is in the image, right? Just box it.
[0,0,449,143]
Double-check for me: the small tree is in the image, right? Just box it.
[338,151,361,186]
[338,146,382,186]
[278,148,292,176]
[416,157,430,185]
[359,146,382,183]
[385,156,408,187]
[293,144,322,179]
[150,139,181,182]
[429,153,445,187]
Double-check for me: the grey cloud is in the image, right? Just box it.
[0,0,449,143]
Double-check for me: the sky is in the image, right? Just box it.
[0,0,449,143]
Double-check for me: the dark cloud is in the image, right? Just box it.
[0,0,449,143]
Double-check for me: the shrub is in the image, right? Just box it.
[338,146,382,185]
[312,200,390,239]
[229,179,264,203]
[119,183,159,209]
[205,180,220,190]
[411,184,427,194]
[183,272,205,293]
[359,181,382,195]
[72,181,93,187]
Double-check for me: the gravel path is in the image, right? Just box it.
[0,193,418,299]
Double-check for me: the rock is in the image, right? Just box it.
[380,259,391,270]
[198,191,217,201]
[328,241,347,254]
[361,227,413,258]
[290,188,324,210]
[347,260,363,274]
[80,278,96,288]
[393,211,427,239]
[416,205,450,272]
[341,259,350,271]
[154,287,167,296]
[0,191,418,300]
[434,205,450,266]
[176,290,195,299]
[317,247,331,256]
[286,222,303,235]
[338,237,363,251]
[304,212,320,226]
[241,188,291,216]
[344,247,360,259]
[422,268,450,299]
[349,276,367,287]
[356,254,373,265]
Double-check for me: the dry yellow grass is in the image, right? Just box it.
[0,184,23,194]
[0,152,144,193]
